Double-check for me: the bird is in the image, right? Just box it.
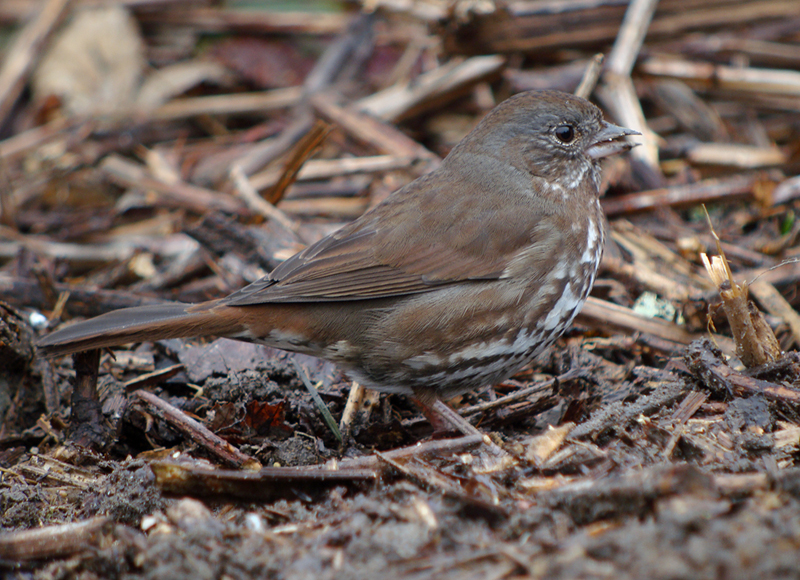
[39,89,638,406]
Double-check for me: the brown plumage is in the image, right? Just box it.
[39,90,638,401]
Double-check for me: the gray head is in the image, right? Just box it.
[448,90,638,190]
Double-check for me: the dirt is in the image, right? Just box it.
[1,1,800,578]
[3,336,800,579]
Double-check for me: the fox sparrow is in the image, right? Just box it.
[39,90,637,403]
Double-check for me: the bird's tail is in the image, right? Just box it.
[37,301,245,357]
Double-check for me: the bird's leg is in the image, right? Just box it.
[411,389,480,438]
[412,389,512,461]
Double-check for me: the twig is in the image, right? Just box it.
[686,143,786,168]
[228,111,315,179]
[0,274,170,317]
[598,0,660,170]
[662,391,708,459]
[460,371,576,417]
[267,119,333,204]
[249,154,414,192]
[701,207,781,367]
[605,0,659,78]
[69,349,107,450]
[747,279,800,349]
[0,517,111,562]
[314,435,485,471]
[311,92,440,164]
[641,56,800,97]
[100,154,246,214]
[135,7,349,35]
[687,341,800,404]
[432,400,510,460]
[151,87,302,121]
[0,0,70,125]
[574,54,604,99]
[230,164,299,234]
[579,297,697,345]
[601,174,759,216]
[132,390,261,470]
[356,55,506,122]
[150,461,376,500]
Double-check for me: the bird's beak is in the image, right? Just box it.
[586,121,641,160]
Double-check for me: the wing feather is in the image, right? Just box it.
[223,162,557,306]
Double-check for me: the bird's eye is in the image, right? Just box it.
[555,124,576,143]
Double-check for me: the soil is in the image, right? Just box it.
[2,1,800,578]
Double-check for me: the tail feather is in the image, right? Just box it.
[38,301,243,357]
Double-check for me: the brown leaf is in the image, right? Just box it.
[206,38,314,88]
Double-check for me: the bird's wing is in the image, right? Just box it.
[223,172,561,305]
